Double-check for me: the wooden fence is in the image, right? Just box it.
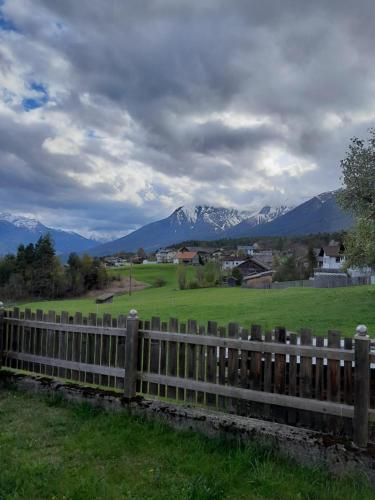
[0,305,374,447]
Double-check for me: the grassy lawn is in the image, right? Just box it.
[22,264,375,337]
[0,388,373,499]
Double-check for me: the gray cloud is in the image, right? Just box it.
[0,0,375,237]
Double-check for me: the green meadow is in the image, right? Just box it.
[0,389,372,499]
[22,264,375,338]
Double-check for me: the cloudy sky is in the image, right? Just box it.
[0,0,374,239]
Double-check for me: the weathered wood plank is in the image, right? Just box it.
[206,321,218,407]
[300,329,313,428]
[218,325,226,409]
[138,372,355,418]
[7,351,124,378]
[197,325,206,404]
[5,318,127,336]
[227,322,239,412]
[139,329,352,360]
[167,318,178,399]
[186,319,197,402]
[149,317,161,396]
[288,332,297,425]
[178,323,186,401]
[274,327,287,423]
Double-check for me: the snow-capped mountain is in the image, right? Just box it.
[88,204,293,256]
[0,213,97,256]
[173,206,253,232]
[87,191,353,256]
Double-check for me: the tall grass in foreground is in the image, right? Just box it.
[0,388,373,499]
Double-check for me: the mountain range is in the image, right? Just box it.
[0,213,96,256]
[88,191,353,256]
[0,191,354,257]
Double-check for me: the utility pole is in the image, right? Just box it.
[129,257,133,296]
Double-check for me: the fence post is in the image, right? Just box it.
[353,324,370,448]
[124,309,139,401]
[0,302,4,370]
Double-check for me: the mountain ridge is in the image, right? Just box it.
[0,213,97,256]
[86,191,353,256]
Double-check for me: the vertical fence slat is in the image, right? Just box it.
[206,321,218,407]
[197,325,206,404]
[300,328,313,428]
[85,313,96,384]
[327,330,341,433]
[218,326,226,409]
[186,319,197,403]
[167,318,178,399]
[149,317,161,396]
[117,314,126,390]
[159,321,168,398]
[59,312,68,379]
[227,322,239,412]
[178,323,186,401]
[239,328,249,416]
[274,327,287,423]
[288,332,297,425]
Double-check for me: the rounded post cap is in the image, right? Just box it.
[128,309,138,319]
[356,324,368,336]
[0,301,4,309]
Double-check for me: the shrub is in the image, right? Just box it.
[153,277,167,288]
[188,279,200,289]
[177,264,187,290]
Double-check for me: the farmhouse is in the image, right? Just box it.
[235,257,271,277]
[242,270,273,288]
[318,244,345,270]
[237,245,256,256]
[155,248,177,263]
[178,246,217,262]
[222,256,246,270]
[174,251,201,265]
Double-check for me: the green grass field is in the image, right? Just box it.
[0,389,373,499]
[23,264,375,337]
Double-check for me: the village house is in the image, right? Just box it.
[155,248,177,263]
[237,245,255,256]
[178,246,217,263]
[235,257,271,278]
[174,251,201,265]
[252,250,274,268]
[103,256,127,268]
[242,270,274,288]
[317,244,345,270]
[222,256,246,270]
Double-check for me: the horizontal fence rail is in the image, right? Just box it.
[0,305,374,447]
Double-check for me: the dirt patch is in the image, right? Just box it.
[84,276,150,298]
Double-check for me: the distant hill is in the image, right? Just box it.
[0,212,97,255]
[238,192,354,237]
[87,206,256,256]
[86,192,354,256]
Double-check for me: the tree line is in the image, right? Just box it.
[0,234,110,300]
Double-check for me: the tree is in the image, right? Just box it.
[137,247,147,259]
[177,264,187,290]
[232,267,242,285]
[273,255,299,282]
[337,129,375,268]
[306,246,317,278]
[32,234,57,297]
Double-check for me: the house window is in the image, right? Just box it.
[336,257,340,263]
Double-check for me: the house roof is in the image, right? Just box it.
[223,256,246,262]
[180,246,216,254]
[236,257,271,271]
[176,251,198,259]
[321,245,344,258]
[243,270,274,281]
